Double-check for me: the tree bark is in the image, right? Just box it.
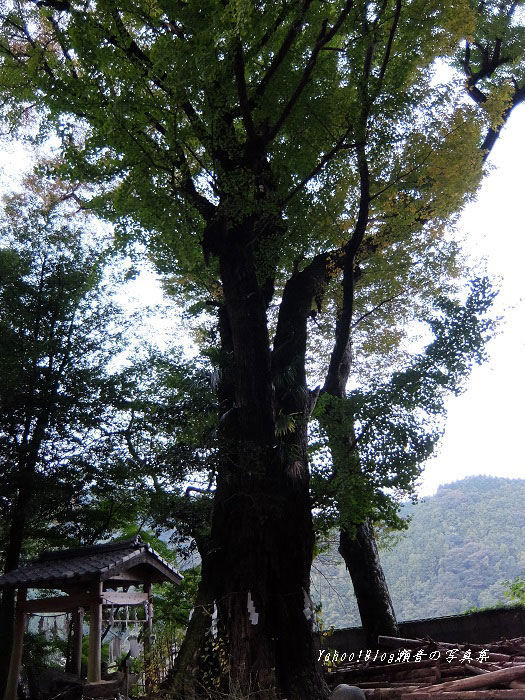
[166,580,215,699]
[165,530,216,699]
[339,520,399,647]
[321,366,399,644]
[320,402,400,645]
[208,446,324,699]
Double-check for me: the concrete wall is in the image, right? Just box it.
[323,607,525,654]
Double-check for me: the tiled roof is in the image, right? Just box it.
[0,537,182,590]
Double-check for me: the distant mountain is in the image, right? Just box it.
[313,475,525,629]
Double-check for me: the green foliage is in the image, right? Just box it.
[0,2,511,525]
[154,566,201,629]
[312,278,497,534]
[461,601,510,615]
[0,185,153,561]
[0,0,488,289]
[457,1,525,133]
[0,8,522,689]
[114,350,218,555]
[80,636,110,670]
[22,632,65,672]
[504,575,525,606]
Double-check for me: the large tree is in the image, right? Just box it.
[1,2,524,698]
[0,185,151,693]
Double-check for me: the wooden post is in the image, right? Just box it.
[71,607,84,677]
[87,582,102,682]
[124,662,129,698]
[143,582,153,693]
[3,587,27,700]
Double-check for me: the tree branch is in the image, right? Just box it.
[233,37,256,142]
[264,1,354,144]
[171,141,216,222]
[352,292,404,328]
[256,3,294,53]
[323,141,370,396]
[185,486,215,497]
[272,250,343,390]
[281,125,354,205]
[369,148,434,202]
[481,81,525,159]
[378,0,401,83]
[253,0,314,103]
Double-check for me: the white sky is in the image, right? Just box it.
[2,104,524,498]
[417,106,525,496]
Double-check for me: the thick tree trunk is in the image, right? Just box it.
[202,242,325,699]
[169,229,327,700]
[207,447,325,700]
[169,477,326,700]
[339,520,399,647]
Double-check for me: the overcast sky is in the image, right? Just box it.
[417,106,525,496]
[2,105,524,498]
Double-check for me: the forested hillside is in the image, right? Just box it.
[314,476,525,628]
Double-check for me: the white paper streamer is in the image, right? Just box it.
[211,602,218,638]
[247,591,259,625]
[303,589,313,621]
[129,636,141,658]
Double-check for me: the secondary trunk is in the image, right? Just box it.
[319,397,399,645]
[339,520,399,647]
[166,552,215,699]
[321,252,399,648]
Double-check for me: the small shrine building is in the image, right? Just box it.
[0,537,182,700]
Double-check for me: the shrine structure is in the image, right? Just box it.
[0,537,182,700]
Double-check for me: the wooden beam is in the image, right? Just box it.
[104,571,146,583]
[3,588,27,700]
[87,583,103,683]
[101,591,149,606]
[20,591,149,615]
[71,607,84,677]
